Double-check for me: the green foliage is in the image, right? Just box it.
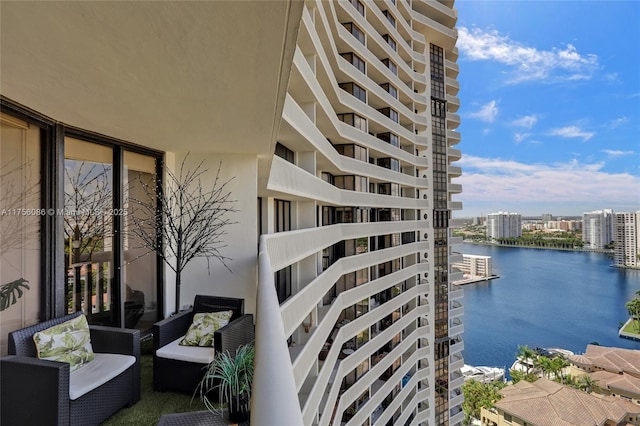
[197,344,254,417]
[462,379,506,425]
[626,295,640,332]
[0,278,29,311]
[509,369,538,384]
[514,345,537,374]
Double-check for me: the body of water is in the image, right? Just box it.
[460,243,640,372]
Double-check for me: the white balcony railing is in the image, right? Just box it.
[251,236,304,425]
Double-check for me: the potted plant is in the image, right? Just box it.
[197,343,254,423]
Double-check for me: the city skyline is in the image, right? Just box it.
[453,1,640,218]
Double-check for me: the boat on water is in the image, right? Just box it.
[461,364,506,384]
[510,347,574,373]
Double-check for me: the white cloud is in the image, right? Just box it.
[469,100,499,123]
[514,133,531,143]
[602,149,634,157]
[548,125,595,141]
[457,155,640,206]
[511,115,538,129]
[457,27,599,84]
[609,117,629,128]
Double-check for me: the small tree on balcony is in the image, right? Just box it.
[130,154,237,314]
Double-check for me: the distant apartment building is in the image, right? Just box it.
[452,254,492,278]
[486,212,522,240]
[541,213,553,223]
[583,209,615,249]
[614,211,640,268]
[546,220,582,232]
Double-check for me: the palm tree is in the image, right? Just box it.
[515,345,537,375]
[550,357,570,383]
[534,356,553,379]
[577,374,599,393]
[626,297,640,332]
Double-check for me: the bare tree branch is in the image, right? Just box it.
[128,154,237,313]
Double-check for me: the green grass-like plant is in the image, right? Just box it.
[197,344,254,422]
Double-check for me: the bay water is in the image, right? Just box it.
[460,243,640,372]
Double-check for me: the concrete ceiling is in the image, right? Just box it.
[1,1,303,155]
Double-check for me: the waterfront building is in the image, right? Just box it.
[486,212,522,240]
[583,209,615,249]
[614,211,640,268]
[546,220,582,232]
[568,344,640,405]
[452,254,492,278]
[0,1,463,425]
[480,378,640,426]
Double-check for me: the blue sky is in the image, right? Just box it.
[453,0,640,218]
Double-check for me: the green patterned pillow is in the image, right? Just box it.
[179,311,233,347]
[33,314,95,372]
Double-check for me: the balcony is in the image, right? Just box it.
[446,93,460,112]
[448,182,462,194]
[445,76,459,95]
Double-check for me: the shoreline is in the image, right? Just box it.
[453,274,500,286]
[461,240,613,254]
[461,241,640,270]
[619,318,640,342]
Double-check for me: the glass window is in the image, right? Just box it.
[378,107,399,123]
[337,113,367,133]
[380,82,398,99]
[350,0,365,16]
[64,138,114,323]
[1,113,41,353]
[378,157,400,172]
[275,142,294,163]
[340,52,366,74]
[342,22,365,45]
[382,10,396,27]
[377,132,399,147]
[339,82,366,103]
[123,151,158,330]
[382,58,397,75]
[383,34,397,51]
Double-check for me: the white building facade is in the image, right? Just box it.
[486,212,522,240]
[0,1,463,425]
[452,254,492,278]
[614,212,640,268]
[583,209,615,249]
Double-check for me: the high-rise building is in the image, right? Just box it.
[583,209,615,249]
[0,1,462,425]
[486,212,522,240]
[614,212,640,268]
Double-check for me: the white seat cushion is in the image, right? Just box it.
[156,336,216,364]
[69,353,135,400]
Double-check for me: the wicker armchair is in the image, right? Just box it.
[153,295,254,395]
[1,312,141,426]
